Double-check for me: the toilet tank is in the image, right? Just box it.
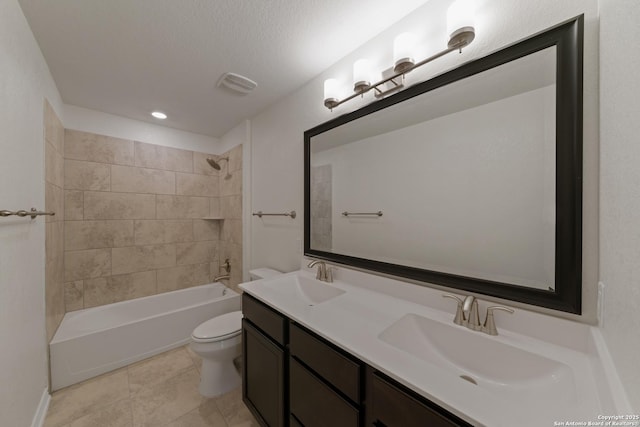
[248,268,282,281]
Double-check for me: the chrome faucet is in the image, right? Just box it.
[307,260,333,283]
[443,294,514,336]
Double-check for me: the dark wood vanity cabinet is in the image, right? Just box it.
[289,323,362,427]
[242,294,287,427]
[365,369,473,427]
[242,293,472,427]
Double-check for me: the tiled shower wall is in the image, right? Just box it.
[310,164,332,251]
[44,100,65,341]
[62,129,242,311]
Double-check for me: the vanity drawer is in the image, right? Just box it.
[242,293,287,346]
[290,358,360,427]
[289,322,361,402]
[368,371,471,427]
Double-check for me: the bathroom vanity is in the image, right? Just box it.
[240,268,625,427]
[242,291,471,427]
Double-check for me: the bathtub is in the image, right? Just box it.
[50,282,240,391]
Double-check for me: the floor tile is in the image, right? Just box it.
[215,388,259,427]
[131,368,202,427]
[128,347,194,395]
[185,344,202,373]
[45,369,129,427]
[68,399,133,427]
[164,397,228,427]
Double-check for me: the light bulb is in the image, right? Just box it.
[151,111,167,119]
[393,32,416,73]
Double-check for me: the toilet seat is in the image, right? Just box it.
[192,311,242,343]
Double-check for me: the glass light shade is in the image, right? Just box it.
[324,78,340,108]
[447,0,475,39]
[393,32,416,73]
[353,59,372,92]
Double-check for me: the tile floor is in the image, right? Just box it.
[44,346,260,427]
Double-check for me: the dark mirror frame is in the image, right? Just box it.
[304,16,583,314]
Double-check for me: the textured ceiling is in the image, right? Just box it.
[19,0,431,137]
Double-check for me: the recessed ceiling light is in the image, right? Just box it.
[151,111,167,119]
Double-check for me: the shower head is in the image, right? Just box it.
[206,157,228,171]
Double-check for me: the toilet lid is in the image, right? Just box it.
[192,311,242,342]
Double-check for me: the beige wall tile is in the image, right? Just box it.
[84,271,156,308]
[220,171,241,197]
[64,281,84,312]
[176,241,218,266]
[221,219,242,245]
[46,182,64,223]
[111,165,175,195]
[220,195,242,219]
[193,219,220,242]
[65,190,84,220]
[225,144,242,172]
[209,197,220,217]
[44,100,64,153]
[156,195,209,219]
[46,140,64,187]
[134,220,193,245]
[219,241,242,267]
[45,369,129,426]
[64,248,112,282]
[65,129,134,165]
[84,192,156,220]
[112,244,176,275]
[193,152,220,176]
[134,141,193,172]
[65,160,111,191]
[156,264,210,293]
[65,220,134,251]
[176,173,218,197]
[46,221,65,341]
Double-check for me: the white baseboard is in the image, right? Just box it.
[30,387,50,427]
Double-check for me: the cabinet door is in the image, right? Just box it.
[242,319,286,427]
[290,358,360,427]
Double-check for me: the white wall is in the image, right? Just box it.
[63,104,221,154]
[313,86,555,289]
[0,0,64,425]
[250,0,599,322]
[599,0,640,411]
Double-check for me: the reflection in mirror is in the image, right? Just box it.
[305,14,583,314]
[310,47,557,290]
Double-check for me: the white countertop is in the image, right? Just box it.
[241,267,627,426]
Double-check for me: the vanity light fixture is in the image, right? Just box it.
[323,0,475,110]
[151,111,167,119]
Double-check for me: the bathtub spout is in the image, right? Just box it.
[213,274,230,282]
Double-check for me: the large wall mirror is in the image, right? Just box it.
[304,16,583,313]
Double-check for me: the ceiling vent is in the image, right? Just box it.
[217,72,257,95]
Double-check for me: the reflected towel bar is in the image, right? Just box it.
[253,210,296,219]
[342,211,383,217]
[0,208,55,219]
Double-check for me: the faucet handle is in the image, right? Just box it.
[482,306,514,336]
[442,294,464,325]
[324,265,333,283]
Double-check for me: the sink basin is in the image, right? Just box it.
[261,273,346,306]
[379,313,576,403]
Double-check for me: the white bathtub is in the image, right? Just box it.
[50,282,240,391]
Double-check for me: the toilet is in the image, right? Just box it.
[190,267,282,397]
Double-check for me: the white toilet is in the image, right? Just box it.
[190,267,282,397]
